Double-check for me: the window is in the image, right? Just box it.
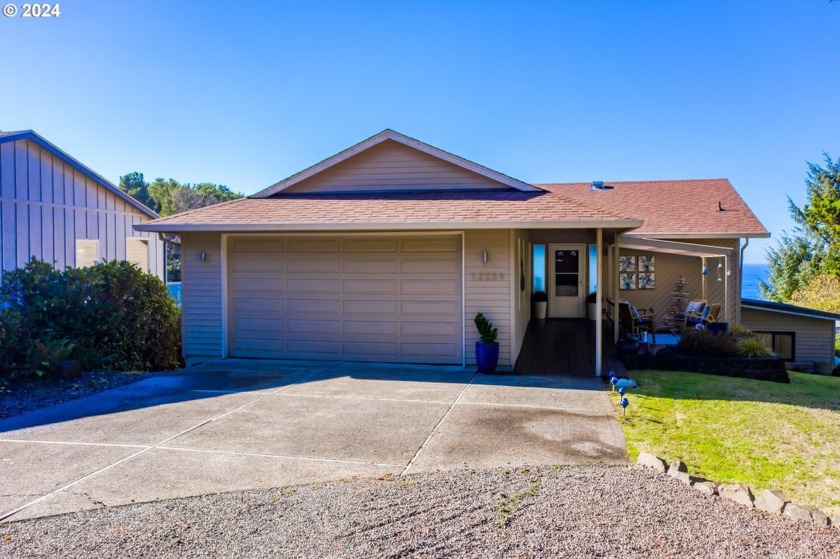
[532,244,546,292]
[127,238,149,272]
[75,240,99,268]
[753,331,795,361]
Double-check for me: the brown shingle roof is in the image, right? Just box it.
[537,179,768,238]
[135,190,642,232]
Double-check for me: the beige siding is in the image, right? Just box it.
[0,139,163,278]
[181,232,224,360]
[465,230,512,367]
[741,307,835,366]
[285,140,510,194]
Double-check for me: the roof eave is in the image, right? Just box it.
[622,231,771,240]
[0,131,160,220]
[134,218,644,234]
[253,129,540,197]
[742,299,840,322]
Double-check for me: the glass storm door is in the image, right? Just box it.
[548,244,585,318]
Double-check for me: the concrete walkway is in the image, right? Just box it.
[0,361,626,521]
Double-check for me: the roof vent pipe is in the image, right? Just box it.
[590,181,604,191]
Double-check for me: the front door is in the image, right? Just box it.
[548,244,585,318]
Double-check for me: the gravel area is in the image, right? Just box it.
[2,465,837,558]
[0,371,157,419]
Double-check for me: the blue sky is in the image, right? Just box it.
[1,0,837,263]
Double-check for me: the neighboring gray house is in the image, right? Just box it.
[0,131,164,278]
[741,299,839,372]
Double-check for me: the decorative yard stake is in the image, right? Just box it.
[610,376,618,392]
[620,397,629,416]
[618,387,626,397]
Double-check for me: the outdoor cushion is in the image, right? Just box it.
[686,301,705,313]
[701,305,711,319]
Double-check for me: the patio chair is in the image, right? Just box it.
[675,299,707,329]
[618,301,655,341]
[686,303,721,329]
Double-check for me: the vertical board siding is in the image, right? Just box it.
[181,232,224,359]
[741,307,835,365]
[464,229,512,366]
[0,139,163,279]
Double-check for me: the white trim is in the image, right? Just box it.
[254,129,540,197]
[509,229,517,369]
[742,304,840,322]
[461,231,467,367]
[623,232,770,239]
[220,234,229,359]
[135,218,645,233]
[618,236,734,257]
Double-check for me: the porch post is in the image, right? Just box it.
[724,255,730,325]
[614,234,620,344]
[595,228,603,376]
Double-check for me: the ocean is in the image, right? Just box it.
[741,263,769,300]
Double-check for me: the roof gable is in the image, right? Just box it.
[255,129,539,197]
[0,130,159,219]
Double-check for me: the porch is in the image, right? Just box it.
[514,319,627,377]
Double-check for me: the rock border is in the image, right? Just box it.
[636,452,834,527]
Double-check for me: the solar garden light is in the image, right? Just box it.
[620,397,629,416]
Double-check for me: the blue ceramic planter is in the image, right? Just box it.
[476,341,500,374]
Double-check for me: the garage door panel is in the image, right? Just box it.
[287,278,341,294]
[342,238,397,252]
[401,237,459,252]
[286,257,341,274]
[402,300,460,316]
[233,298,285,313]
[229,235,463,363]
[287,239,340,253]
[343,342,398,356]
[288,319,342,335]
[343,320,399,335]
[343,278,399,295]
[343,300,399,315]
[287,299,341,314]
[401,279,459,296]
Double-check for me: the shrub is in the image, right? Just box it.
[474,313,498,344]
[0,258,181,379]
[677,327,737,357]
[729,324,753,340]
[737,336,774,358]
[27,337,76,377]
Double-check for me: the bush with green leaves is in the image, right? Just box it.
[736,336,774,358]
[676,327,738,358]
[0,258,181,379]
[474,313,498,344]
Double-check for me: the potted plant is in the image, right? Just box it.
[474,312,499,374]
[532,291,548,320]
[587,292,597,321]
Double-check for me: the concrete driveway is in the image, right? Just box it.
[0,361,626,521]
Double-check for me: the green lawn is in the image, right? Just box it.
[614,370,840,516]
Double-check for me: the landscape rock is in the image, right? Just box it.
[637,452,667,474]
[754,490,790,515]
[719,484,754,508]
[810,508,830,526]
[667,460,688,475]
[54,359,83,380]
[784,503,812,522]
[691,481,718,496]
[669,471,691,485]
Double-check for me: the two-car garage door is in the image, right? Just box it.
[227,235,463,364]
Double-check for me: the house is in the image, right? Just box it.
[741,299,839,372]
[135,129,770,373]
[0,131,164,278]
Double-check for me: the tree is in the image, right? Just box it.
[789,275,840,314]
[761,154,840,301]
[118,172,154,211]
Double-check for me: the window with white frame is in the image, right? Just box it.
[127,238,149,272]
[75,239,99,268]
